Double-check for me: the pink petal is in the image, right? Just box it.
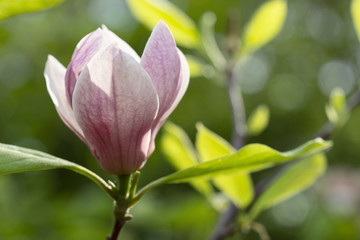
[65,28,103,105]
[44,55,86,143]
[147,49,190,156]
[101,25,140,62]
[140,21,182,124]
[140,21,190,156]
[72,45,159,174]
[65,26,140,105]
[161,49,190,121]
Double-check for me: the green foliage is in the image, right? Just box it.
[325,88,348,126]
[195,123,235,159]
[239,0,287,56]
[0,142,78,174]
[199,12,226,70]
[249,153,327,219]
[139,137,331,203]
[160,122,214,197]
[0,143,114,197]
[352,0,360,40]
[195,123,254,207]
[0,0,62,20]
[126,0,199,48]
[247,105,270,136]
[0,0,357,238]
[158,138,330,183]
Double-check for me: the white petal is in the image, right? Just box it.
[44,55,86,143]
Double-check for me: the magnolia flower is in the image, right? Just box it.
[44,21,189,175]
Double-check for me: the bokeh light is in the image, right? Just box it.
[317,60,356,96]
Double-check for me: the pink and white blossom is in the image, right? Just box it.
[44,21,189,174]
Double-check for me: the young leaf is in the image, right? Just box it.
[249,153,327,219]
[196,123,235,158]
[126,0,200,49]
[330,88,346,114]
[0,143,116,198]
[199,12,226,71]
[352,0,360,40]
[133,138,332,204]
[196,123,254,207]
[160,122,214,197]
[247,105,270,136]
[0,0,62,21]
[160,138,330,183]
[325,87,348,126]
[239,0,287,56]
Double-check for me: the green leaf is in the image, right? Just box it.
[352,0,360,40]
[0,0,62,21]
[126,0,200,49]
[196,123,254,207]
[247,105,270,136]
[133,138,332,204]
[239,0,287,56]
[325,87,348,125]
[0,143,116,198]
[196,123,235,159]
[160,122,214,197]
[160,138,330,183]
[249,153,327,219]
[199,12,226,71]
[330,88,346,114]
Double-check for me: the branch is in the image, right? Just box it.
[226,67,247,149]
[208,18,360,237]
[107,219,126,240]
[207,11,245,240]
[247,87,360,213]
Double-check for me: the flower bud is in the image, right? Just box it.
[44,21,189,174]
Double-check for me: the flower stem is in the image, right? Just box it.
[118,173,132,198]
[64,164,117,199]
[107,219,126,240]
[107,173,134,240]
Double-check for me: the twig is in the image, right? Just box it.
[207,67,245,240]
[207,11,245,240]
[208,14,360,237]
[226,67,247,149]
[247,87,360,213]
[107,219,126,240]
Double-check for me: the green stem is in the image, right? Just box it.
[251,222,270,240]
[107,173,134,240]
[118,173,132,198]
[129,171,140,200]
[130,177,165,207]
[64,164,117,199]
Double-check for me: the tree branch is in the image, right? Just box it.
[107,219,126,240]
[207,11,245,240]
[247,87,360,213]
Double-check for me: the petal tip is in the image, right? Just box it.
[154,20,171,34]
[101,24,109,31]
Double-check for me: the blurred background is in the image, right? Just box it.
[0,0,359,239]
